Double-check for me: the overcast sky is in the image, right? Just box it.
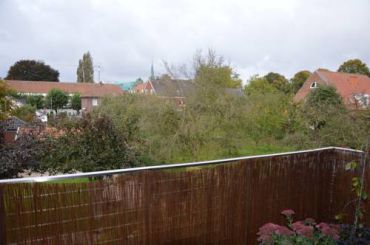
[1,0,369,83]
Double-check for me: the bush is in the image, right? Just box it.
[0,127,46,178]
[41,114,139,173]
[257,209,340,245]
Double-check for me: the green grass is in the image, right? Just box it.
[47,177,91,184]
[238,144,296,156]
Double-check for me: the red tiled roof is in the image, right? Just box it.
[316,69,370,100]
[294,69,370,106]
[5,80,124,97]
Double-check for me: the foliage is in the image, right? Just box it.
[306,85,344,108]
[338,59,370,77]
[77,52,94,83]
[26,95,44,109]
[70,93,81,112]
[244,75,279,95]
[263,72,290,93]
[45,88,69,113]
[194,49,242,89]
[338,156,369,242]
[11,104,36,122]
[257,209,339,244]
[290,70,311,94]
[0,127,46,178]
[5,60,59,81]
[0,80,13,120]
[40,114,139,173]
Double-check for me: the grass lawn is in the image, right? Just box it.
[238,144,296,156]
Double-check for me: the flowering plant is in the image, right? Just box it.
[257,209,340,244]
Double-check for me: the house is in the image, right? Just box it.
[294,69,370,109]
[133,81,154,94]
[133,76,244,107]
[5,80,124,111]
[0,116,27,143]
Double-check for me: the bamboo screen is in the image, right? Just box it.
[0,148,368,244]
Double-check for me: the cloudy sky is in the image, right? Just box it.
[0,0,369,83]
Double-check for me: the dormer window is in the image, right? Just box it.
[310,82,318,89]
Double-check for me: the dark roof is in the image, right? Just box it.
[150,78,196,98]
[0,117,27,131]
[5,80,124,98]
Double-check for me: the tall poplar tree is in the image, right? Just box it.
[77,52,94,83]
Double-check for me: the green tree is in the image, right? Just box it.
[244,75,278,95]
[338,59,370,77]
[71,93,81,113]
[26,95,44,109]
[5,60,59,81]
[263,72,289,93]
[77,52,94,83]
[45,89,68,114]
[194,50,242,89]
[290,70,311,94]
[0,80,13,120]
[41,115,138,173]
[306,85,344,108]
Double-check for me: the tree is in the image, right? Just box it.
[26,95,44,109]
[41,115,138,173]
[194,49,242,89]
[5,60,59,81]
[244,75,279,95]
[338,59,370,77]
[77,52,94,83]
[0,80,13,120]
[71,93,81,113]
[263,72,290,93]
[45,89,68,114]
[290,70,311,94]
[306,85,344,108]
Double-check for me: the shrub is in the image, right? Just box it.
[257,209,340,244]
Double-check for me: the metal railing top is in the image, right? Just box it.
[0,146,363,184]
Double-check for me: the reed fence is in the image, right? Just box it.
[0,147,368,244]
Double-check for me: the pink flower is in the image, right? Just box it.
[281,209,295,217]
[275,226,294,236]
[316,223,340,240]
[291,221,314,238]
[257,223,294,242]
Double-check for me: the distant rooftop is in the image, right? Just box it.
[6,80,124,97]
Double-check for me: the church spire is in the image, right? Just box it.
[150,62,155,81]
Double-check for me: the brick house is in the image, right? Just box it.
[133,81,154,95]
[5,80,124,111]
[294,69,370,109]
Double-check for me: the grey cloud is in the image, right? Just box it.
[0,0,369,83]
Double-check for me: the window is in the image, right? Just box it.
[92,98,98,106]
[310,82,318,89]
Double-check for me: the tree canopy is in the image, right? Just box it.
[45,89,69,113]
[194,50,242,89]
[337,59,370,77]
[26,95,44,109]
[306,85,344,108]
[263,72,289,93]
[77,52,94,83]
[5,60,59,81]
[71,93,81,113]
[244,75,278,95]
[290,70,311,94]
[0,80,13,120]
